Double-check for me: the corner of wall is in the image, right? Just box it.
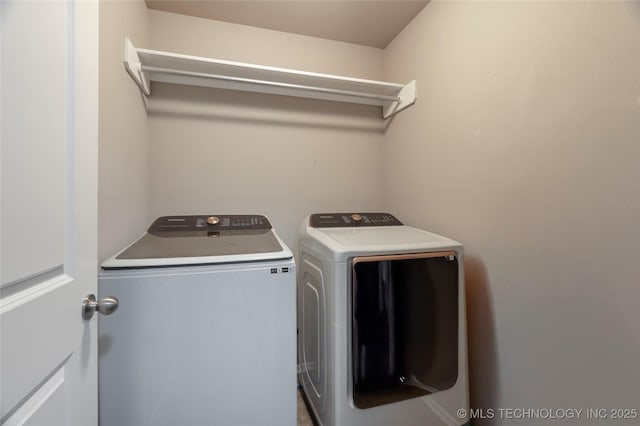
[98,0,151,262]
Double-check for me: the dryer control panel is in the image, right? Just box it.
[310,213,403,228]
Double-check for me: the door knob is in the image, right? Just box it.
[82,294,119,320]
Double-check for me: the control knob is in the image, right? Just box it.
[206,216,221,226]
[351,213,362,223]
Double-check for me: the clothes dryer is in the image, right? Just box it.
[298,213,469,426]
[99,215,296,426]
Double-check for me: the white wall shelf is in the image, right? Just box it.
[123,38,416,119]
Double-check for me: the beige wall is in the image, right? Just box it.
[383,1,640,421]
[146,10,387,249]
[98,0,149,261]
[99,3,640,416]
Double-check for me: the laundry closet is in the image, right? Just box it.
[97,1,640,426]
[99,4,399,263]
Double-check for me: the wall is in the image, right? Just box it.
[146,10,387,249]
[383,1,640,424]
[98,0,149,261]
[98,3,640,419]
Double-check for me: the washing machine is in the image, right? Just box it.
[98,214,296,426]
[298,213,469,426]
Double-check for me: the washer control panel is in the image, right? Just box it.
[310,213,403,228]
[149,215,272,234]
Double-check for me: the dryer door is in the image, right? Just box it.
[351,252,459,409]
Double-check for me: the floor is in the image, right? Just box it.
[297,389,314,426]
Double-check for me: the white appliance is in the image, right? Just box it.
[298,213,469,426]
[99,215,296,426]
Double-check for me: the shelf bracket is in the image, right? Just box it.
[381,80,417,119]
[124,38,150,95]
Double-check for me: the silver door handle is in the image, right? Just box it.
[82,294,119,320]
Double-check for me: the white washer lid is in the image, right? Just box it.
[102,215,293,269]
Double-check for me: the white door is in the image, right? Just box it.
[1,1,99,425]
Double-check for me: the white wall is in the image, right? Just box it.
[98,0,149,261]
[146,10,387,249]
[383,1,640,423]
